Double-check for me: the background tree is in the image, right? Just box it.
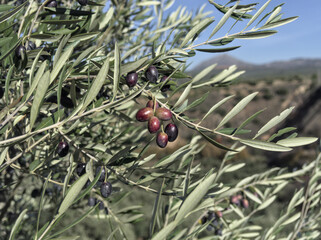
[0,0,320,239]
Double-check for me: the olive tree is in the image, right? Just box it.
[0,0,320,239]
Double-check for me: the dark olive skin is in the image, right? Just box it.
[145,65,158,83]
[146,100,159,110]
[136,107,154,122]
[61,96,74,108]
[206,225,214,231]
[126,72,138,87]
[148,116,160,134]
[156,132,168,148]
[45,0,57,7]
[77,0,88,6]
[215,228,223,236]
[88,197,96,206]
[97,200,104,210]
[207,211,215,221]
[155,107,172,121]
[57,141,69,157]
[26,41,36,51]
[0,87,4,99]
[165,123,178,142]
[200,216,207,224]
[100,182,112,198]
[15,45,26,59]
[76,163,86,176]
[96,166,106,182]
[160,76,171,92]
[31,189,41,198]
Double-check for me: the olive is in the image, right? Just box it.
[136,107,154,122]
[155,107,172,121]
[156,132,168,148]
[160,76,171,92]
[148,116,160,134]
[145,65,158,83]
[146,100,159,110]
[100,182,112,198]
[76,163,86,176]
[126,72,138,87]
[165,123,178,142]
[57,141,69,157]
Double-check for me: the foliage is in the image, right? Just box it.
[0,0,319,239]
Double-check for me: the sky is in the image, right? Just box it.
[168,0,321,66]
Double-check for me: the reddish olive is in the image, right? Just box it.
[136,107,154,122]
[126,72,138,87]
[145,65,158,83]
[146,100,159,110]
[148,116,160,134]
[156,132,168,148]
[57,141,69,157]
[165,123,178,142]
[241,199,249,208]
[155,107,172,121]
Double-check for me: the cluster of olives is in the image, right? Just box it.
[230,194,249,209]
[136,100,178,148]
[199,211,223,235]
[126,65,171,92]
[88,196,109,213]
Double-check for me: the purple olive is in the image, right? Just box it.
[100,182,112,198]
[155,107,172,121]
[156,132,168,148]
[160,76,171,92]
[96,166,106,182]
[126,72,138,87]
[57,141,69,157]
[165,123,178,142]
[145,65,158,83]
[136,107,154,122]
[146,100,159,110]
[148,116,160,134]
[96,199,104,210]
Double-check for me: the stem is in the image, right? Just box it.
[17,0,34,37]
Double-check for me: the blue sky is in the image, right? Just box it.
[169,0,321,66]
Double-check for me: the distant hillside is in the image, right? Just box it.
[190,54,321,81]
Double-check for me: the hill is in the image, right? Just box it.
[190,54,321,81]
